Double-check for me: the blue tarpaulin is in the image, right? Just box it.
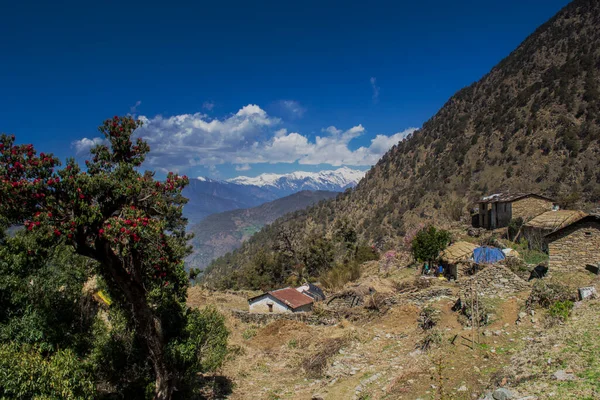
[472,246,506,264]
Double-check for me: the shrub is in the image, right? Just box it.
[302,337,348,378]
[167,305,229,375]
[527,280,576,309]
[548,300,574,322]
[416,329,443,351]
[0,343,95,399]
[456,297,494,327]
[522,250,549,265]
[354,245,379,264]
[418,306,440,330]
[320,261,361,290]
[411,226,451,263]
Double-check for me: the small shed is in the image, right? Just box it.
[440,241,478,280]
[545,215,600,271]
[441,241,478,264]
[477,193,554,230]
[248,287,314,314]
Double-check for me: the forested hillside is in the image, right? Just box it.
[186,190,338,271]
[204,0,600,289]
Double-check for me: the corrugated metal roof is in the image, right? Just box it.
[270,288,314,309]
[248,287,314,309]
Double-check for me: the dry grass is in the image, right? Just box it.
[509,299,600,399]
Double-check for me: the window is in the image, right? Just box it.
[584,232,592,237]
[267,303,273,313]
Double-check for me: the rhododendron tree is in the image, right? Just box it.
[0,117,224,399]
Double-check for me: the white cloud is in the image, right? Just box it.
[73,104,417,171]
[370,77,380,103]
[235,164,251,171]
[72,137,106,154]
[202,101,215,111]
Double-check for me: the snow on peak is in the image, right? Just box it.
[227,167,366,192]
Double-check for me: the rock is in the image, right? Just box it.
[483,330,493,337]
[552,370,576,381]
[493,388,514,400]
[312,395,325,400]
[494,330,502,336]
[578,286,597,300]
[457,385,468,391]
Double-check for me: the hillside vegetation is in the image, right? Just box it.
[204,0,600,290]
[186,191,338,271]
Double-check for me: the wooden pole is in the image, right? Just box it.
[471,280,475,351]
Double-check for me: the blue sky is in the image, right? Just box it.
[0,0,570,179]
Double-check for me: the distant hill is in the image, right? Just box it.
[182,168,364,225]
[182,178,277,226]
[204,0,600,289]
[185,190,339,271]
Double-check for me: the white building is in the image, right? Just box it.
[248,287,315,314]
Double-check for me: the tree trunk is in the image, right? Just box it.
[82,243,175,400]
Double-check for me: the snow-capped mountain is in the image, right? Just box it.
[182,167,365,226]
[227,167,365,196]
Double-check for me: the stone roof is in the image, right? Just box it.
[545,215,600,241]
[524,210,588,231]
[479,192,553,204]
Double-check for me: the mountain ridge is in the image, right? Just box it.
[204,0,600,289]
[183,167,365,224]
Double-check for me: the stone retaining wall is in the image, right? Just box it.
[230,309,338,326]
[459,265,530,298]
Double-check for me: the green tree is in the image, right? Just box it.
[411,226,451,263]
[0,116,228,399]
[303,237,334,277]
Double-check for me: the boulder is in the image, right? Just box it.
[493,388,514,400]
[578,286,597,301]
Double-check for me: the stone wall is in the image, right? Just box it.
[512,197,553,222]
[231,309,337,326]
[459,265,530,298]
[548,221,600,271]
[327,293,365,310]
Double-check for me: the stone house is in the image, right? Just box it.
[545,215,600,271]
[248,287,314,314]
[477,193,554,230]
[522,210,587,250]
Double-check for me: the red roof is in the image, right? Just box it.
[269,287,314,309]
